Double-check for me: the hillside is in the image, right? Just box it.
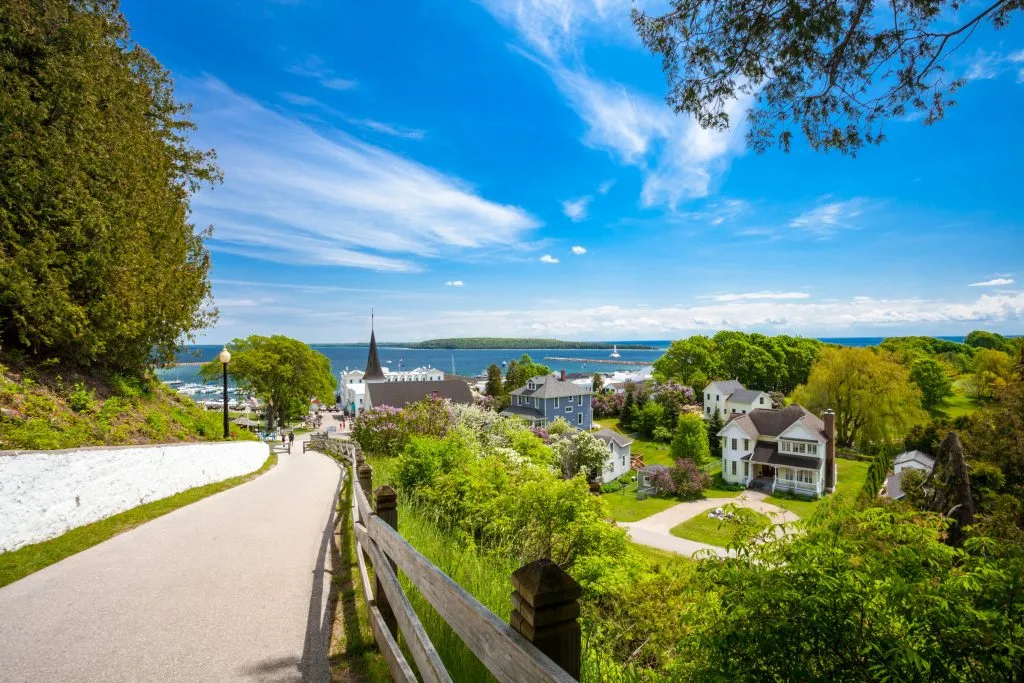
[0,360,254,451]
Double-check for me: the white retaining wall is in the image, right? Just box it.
[0,441,270,552]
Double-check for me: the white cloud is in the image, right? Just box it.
[969,277,1014,287]
[789,198,871,237]
[186,77,540,271]
[710,291,811,302]
[348,118,426,140]
[562,195,592,221]
[280,92,322,107]
[966,49,1024,83]
[445,280,465,287]
[571,245,587,255]
[597,179,615,194]
[425,292,1024,336]
[288,59,359,91]
[322,78,358,91]
[477,0,634,59]
[539,254,560,263]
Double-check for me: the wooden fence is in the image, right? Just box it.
[310,436,581,683]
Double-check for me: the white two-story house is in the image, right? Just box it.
[593,428,633,483]
[703,380,773,419]
[718,404,836,497]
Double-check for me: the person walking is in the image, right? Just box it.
[288,431,295,452]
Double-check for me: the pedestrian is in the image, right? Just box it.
[289,431,295,451]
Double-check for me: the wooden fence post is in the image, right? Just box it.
[374,485,399,637]
[510,558,581,681]
[358,463,373,500]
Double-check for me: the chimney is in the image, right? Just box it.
[560,369,566,381]
[823,409,836,493]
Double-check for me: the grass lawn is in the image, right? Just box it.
[764,458,871,518]
[600,480,681,522]
[595,417,674,466]
[629,541,693,571]
[938,378,978,419]
[670,510,770,547]
[0,453,277,588]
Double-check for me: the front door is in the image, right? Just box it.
[760,465,775,479]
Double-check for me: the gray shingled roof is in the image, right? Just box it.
[894,450,934,469]
[510,375,592,400]
[499,404,546,420]
[593,428,633,448]
[708,379,746,395]
[749,442,820,470]
[729,387,766,403]
[719,404,827,440]
[366,380,472,409]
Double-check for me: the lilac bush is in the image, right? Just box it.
[670,458,711,500]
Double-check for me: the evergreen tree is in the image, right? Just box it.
[485,364,503,397]
[592,372,604,393]
[707,408,725,455]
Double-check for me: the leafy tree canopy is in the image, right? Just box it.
[201,335,335,428]
[671,412,711,467]
[909,356,954,410]
[0,0,220,373]
[633,0,1020,154]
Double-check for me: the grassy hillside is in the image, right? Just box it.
[0,360,255,450]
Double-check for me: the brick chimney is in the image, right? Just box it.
[560,369,566,381]
[823,409,836,493]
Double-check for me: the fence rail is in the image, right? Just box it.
[310,436,581,682]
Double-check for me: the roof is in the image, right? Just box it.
[721,404,826,440]
[593,428,633,448]
[749,442,821,470]
[365,380,472,409]
[706,379,746,395]
[639,464,669,474]
[510,375,592,399]
[895,450,935,469]
[363,329,385,381]
[499,404,546,420]
[729,387,766,403]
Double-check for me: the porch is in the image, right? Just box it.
[745,462,819,496]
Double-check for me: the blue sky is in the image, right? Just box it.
[121,0,1024,343]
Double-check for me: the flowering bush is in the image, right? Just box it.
[647,465,675,495]
[351,405,408,455]
[592,392,624,418]
[670,458,711,500]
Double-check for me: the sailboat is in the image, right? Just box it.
[609,344,621,359]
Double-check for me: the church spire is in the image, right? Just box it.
[363,309,385,382]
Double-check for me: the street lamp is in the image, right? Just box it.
[218,346,231,439]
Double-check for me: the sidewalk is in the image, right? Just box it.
[0,427,343,682]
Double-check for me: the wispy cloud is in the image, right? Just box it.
[966,49,1024,83]
[445,280,465,287]
[571,245,587,255]
[709,291,811,302]
[539,254,560,264]
[789,197,872,237]
[288,58,359,91]
[969,277,1014,287]
[478,0,634,59]
[280,92,323,107]
[187,77,540,271]
[562,195,591,221]
[348,118,426,140]
[597,179,616,194]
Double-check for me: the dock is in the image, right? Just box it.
[542,357,652,366]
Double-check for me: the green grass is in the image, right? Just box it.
[595,417,674,466]
[670,511,770,547]
[938,378,978,419]
[0,453,277,588]
[764,458,871,518]
[600,481,681,522]
[629,541,693,570]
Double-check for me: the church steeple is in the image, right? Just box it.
[363,310,385,382]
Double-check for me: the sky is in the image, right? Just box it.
[120,0,1024,343]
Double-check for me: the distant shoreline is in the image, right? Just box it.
[313,338,660,351]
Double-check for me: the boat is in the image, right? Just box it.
[609,344,621,359]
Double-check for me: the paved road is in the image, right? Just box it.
[0,425,343,682]
[621,491,799,558]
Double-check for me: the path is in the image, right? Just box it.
[621,491,799,558]
[0,417,344,682]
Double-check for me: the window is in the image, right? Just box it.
[785,469,794,481]
[742,410,746,414]
[721,437,727,450]
[716,394,720,401]
[759,396,764,404]
[706,406,711,414]
[554,397,559,408]
[731,408,736,413]
[731,461,737,475]
[743,462,749,477]
[706,393,711,400]
[577,413,583,425]
[577,395,583,405]
[809,444,818,455]
[527,381,535,390]
[743,439,749,450]
[517,396,523,406]
[731,438,737,450]
[621,453,626,467]
[798,470,814,483]
[565,406,573,413]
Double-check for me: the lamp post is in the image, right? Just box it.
[218,346,231,439]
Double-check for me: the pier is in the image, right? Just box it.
[542,357,652,366]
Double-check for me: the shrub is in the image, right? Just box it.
[652,426,672,443]
[670,459,711,500]
[352,405,408,456]
[67,383,96,412]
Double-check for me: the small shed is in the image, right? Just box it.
[637,464,669,499]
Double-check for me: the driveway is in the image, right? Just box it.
[0,420,344,682]
[621,491,799,558]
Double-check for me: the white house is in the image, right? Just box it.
[703,380,773,419]
[385,366,445,382]
[885,450,935,499]
[718,404,836,497]
[593,428,633,483]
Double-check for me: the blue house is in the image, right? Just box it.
[500,373,593,430]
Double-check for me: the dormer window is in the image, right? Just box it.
[527,381,535,390]
[759,396,764,404]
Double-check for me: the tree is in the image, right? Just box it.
[966,348,1013,401]
[632,0,1019,155]
[0,0,220,373]
[707,408,725,455]
[652,336,721,386]
[924,432,975,547]
[549,421,609,480]
[669,459,711,499]
[964,330,1013,353]
[485,364,504,398]
[592,373,604,393]
[671,413,711,468]
[910,357,954,410]
[792,347,926,449]
[636,401,665,439]
[201,335,335,429]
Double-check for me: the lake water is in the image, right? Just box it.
[157,336,968,398]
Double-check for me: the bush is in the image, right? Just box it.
[600,480,625,494]
[670,459,711,500]
[711,473,746,492]
[67,383,96,413]
[352,405,409,456]
[652,426,672,443]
